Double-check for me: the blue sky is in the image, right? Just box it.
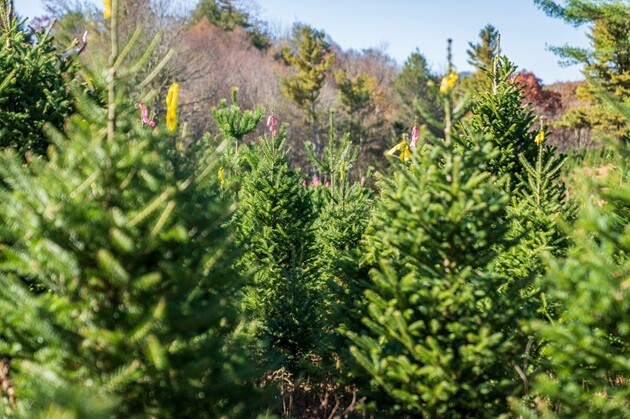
[17,0,591,84]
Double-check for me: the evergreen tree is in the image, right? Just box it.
[0,101,258,418]
[350,129,528,417]
[0,10,75,155]
[513,130,573,270]
[492,128,575,362]
[520,136,629,417]
[211,87,264,144]
[393,48,442,137]
[535,0,630,141]
[334,69,384,164]
[467,54,571,280]
[307,112,373,353]
[308,112,372,268]
[233,122,321,373]
[467,55,574,396]
[466,24,500,92]
[467,57,539,189]
[0,2,259,416]
[280,23,334,156]
[209,87,266,199]
[349,59,531,415]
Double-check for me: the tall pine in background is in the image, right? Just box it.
[466,24,500,92]
[393,49,442,137]
[281,23,334,156]
[0,1,259,416]
[334,70,385,168]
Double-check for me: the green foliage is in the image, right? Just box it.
[0,4,260,416]
[11,363,115,418]
[307,114,373,363]
[3,2,630,416]
[233,128,322,372]
[0,19,75,155]
[466,56,575,408]
[514,141,574,263]
[535,0,630,141]
[335,70,384,154]
[493,137,575,341]
[467,57,539,188]
[518,102,630,418]
[281,23,334,153]
[0,98,259,418]
[393,49,443,137]
[351,128,531,415]
[466,24,500,92]
[211,87,264,143]
[467,55,573,328]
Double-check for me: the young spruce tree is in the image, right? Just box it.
[468,54,574,328]
[307,112,373,374]
[464,51,575,401]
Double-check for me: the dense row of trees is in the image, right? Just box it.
[0,0,628,417]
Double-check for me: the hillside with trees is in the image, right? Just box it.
[30,0,602,170]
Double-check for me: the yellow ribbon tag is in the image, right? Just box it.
[386,140,411,162]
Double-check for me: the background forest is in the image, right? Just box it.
[0,0,628,417]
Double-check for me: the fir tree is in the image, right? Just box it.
[0,11,76,155]
[0,102,258,417]
[307,112,373,362]
[518,102,629,418]
[467,54,574,399]
[334,69,384,166]
[467,56,539,189]
[233,122,321,374]
[211,87,264,144]
[393,49,443,137]
[351,130,528,416]
[0,2,259,416]
[349,57,531,415]
[492,128,575,383]
[508,129,574,278]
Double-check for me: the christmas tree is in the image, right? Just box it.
[349,59,533,414]
[0,4,76,155]
[520,103,629,417]
[0,1,259,416]
[232,118,322,375]
[467,57,539,189]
